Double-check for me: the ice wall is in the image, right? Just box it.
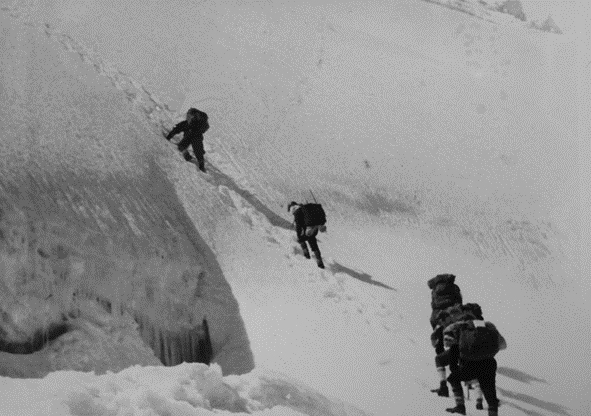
[0,12,253,376]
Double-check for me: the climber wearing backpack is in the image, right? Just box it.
[431,303,484,351]
[166,108,210,172]
[287,201,326,269]
[430,303,486,411]
[436,318,507,416]
[428,274,463,397]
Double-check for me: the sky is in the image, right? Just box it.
[0,1,588,415]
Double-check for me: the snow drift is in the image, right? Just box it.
[0,363,369,416]
[0,11,253,377]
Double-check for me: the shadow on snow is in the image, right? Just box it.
[329,261,396,291]
[497,366,548,385]
[200,160,293,230]
[498,388,572,416]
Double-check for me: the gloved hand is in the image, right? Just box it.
[431,326,443,348]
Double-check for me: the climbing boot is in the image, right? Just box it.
[476,398,484,410]
[313,251,325,269]
[445,405,466,415]
[300,244,311,259]
[431,381,449,397]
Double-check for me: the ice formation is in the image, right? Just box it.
[0,10,253,377]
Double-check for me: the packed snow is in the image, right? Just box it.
[0,362,367,416]
[0,0,588,416]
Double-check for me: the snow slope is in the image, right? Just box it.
[29,0,579,245]
[0,0,588,416]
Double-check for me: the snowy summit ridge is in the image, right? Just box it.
[421,0,563,33]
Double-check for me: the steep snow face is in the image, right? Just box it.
[30,0,580,288]
[0,13,253,376]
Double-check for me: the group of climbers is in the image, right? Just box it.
[428,274,507,416]
[166,111,509,416]
[165,109,328,269]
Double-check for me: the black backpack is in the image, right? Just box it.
[456,320,507,361]
[300,203,327,227]
[197,111,209,133]
[428,273,456,290]
[428,274,462,310]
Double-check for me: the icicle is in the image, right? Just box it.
[159,328,167,366]
[189,328,196,363]
[172,334,180,365]
[129,312,213,366]
[167,331,174,366]
[170,333,176,365]
[201,318,213,364]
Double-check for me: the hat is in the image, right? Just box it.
[287,201,299,212]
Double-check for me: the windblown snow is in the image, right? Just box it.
[0,0,588,416]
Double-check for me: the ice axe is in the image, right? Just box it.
[309,189,318,203]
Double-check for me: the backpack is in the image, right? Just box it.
[462,303,483,320]
[457,320,506,361]
[431,304,480,348]
[429,274,462,310]
[428,273,456,290]
[300,203,327,227]
[187,111,210,134]
[431,283,462,310]
[198,111,209,133]
[435,304,467,328]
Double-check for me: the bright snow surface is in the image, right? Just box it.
[0,0,589,415]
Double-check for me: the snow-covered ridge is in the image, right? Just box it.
[421,0,562,33]
[0,10,253,376]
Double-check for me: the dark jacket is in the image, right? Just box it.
[292,206,307,238]
[435,343,460,369]
[292,206,319,241]
[166,117,209,154]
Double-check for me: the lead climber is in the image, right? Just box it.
[166,108,210,172]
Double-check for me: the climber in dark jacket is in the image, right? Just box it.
[436,323,502,416]
[166,108,210,172]
[430,304,487,413]
[288,201,325,269]
[428,273,463,397]
[429,274,463,330]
